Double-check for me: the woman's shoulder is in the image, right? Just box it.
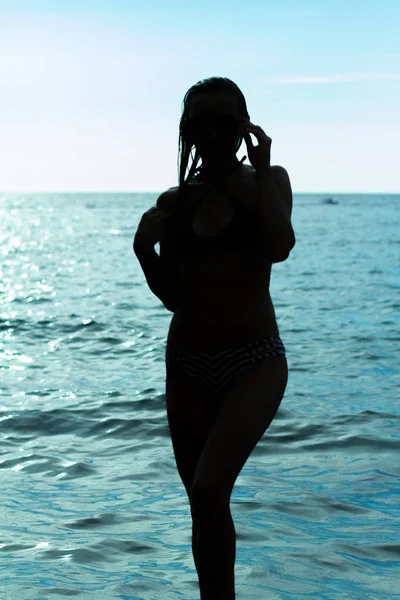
[156,181,204,218]
[156,163,259,214]
[156,187,180,214]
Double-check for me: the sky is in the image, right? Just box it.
[0,0,399,193]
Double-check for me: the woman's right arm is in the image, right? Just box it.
[134,245,178,312]
[133,189,180,313]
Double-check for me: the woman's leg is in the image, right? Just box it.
[191,491,236,600]
[190,352,288,599]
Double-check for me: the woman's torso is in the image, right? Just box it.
[166,163,280,351]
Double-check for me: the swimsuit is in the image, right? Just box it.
[166,334,286,390]
[172,158,265,263]
[166,161,285,390]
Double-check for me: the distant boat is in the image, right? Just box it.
[321,196,339,204]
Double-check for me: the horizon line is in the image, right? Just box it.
[1,190,399,196]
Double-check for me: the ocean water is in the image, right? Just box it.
[0,191,399,600]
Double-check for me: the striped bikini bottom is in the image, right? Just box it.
[165,334,286,391]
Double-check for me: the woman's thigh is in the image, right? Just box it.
[165,356,223,498]
[191,354,288,504]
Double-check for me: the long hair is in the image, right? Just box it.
[175,77,250,219]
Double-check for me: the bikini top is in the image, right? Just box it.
[172,161,268,263]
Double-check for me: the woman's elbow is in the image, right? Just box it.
[271,232,296,263]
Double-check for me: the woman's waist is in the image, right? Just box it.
[167,302,279,352]
[178,283,273,313]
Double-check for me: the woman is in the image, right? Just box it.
[134,76,295,600]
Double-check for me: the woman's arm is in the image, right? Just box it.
[134,244,178,312]
[256,166,295,263]
[133,189,180,312]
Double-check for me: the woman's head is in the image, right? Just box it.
[177,77,250,191]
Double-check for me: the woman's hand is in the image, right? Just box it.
[133,207,171,252]
[239,120,272,174]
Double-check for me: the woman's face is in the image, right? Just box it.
[185,92,245,160]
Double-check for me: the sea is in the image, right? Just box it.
[0,192,399,600]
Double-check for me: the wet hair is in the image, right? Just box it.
[175,76,250,218]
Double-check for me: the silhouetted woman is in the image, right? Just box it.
[134,76,295,600]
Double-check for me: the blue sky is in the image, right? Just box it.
[1,0,399,192]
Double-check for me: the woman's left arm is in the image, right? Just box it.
[240,120,295,262]
[256,165,295,262]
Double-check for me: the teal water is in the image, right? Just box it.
[0,192,399,599]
